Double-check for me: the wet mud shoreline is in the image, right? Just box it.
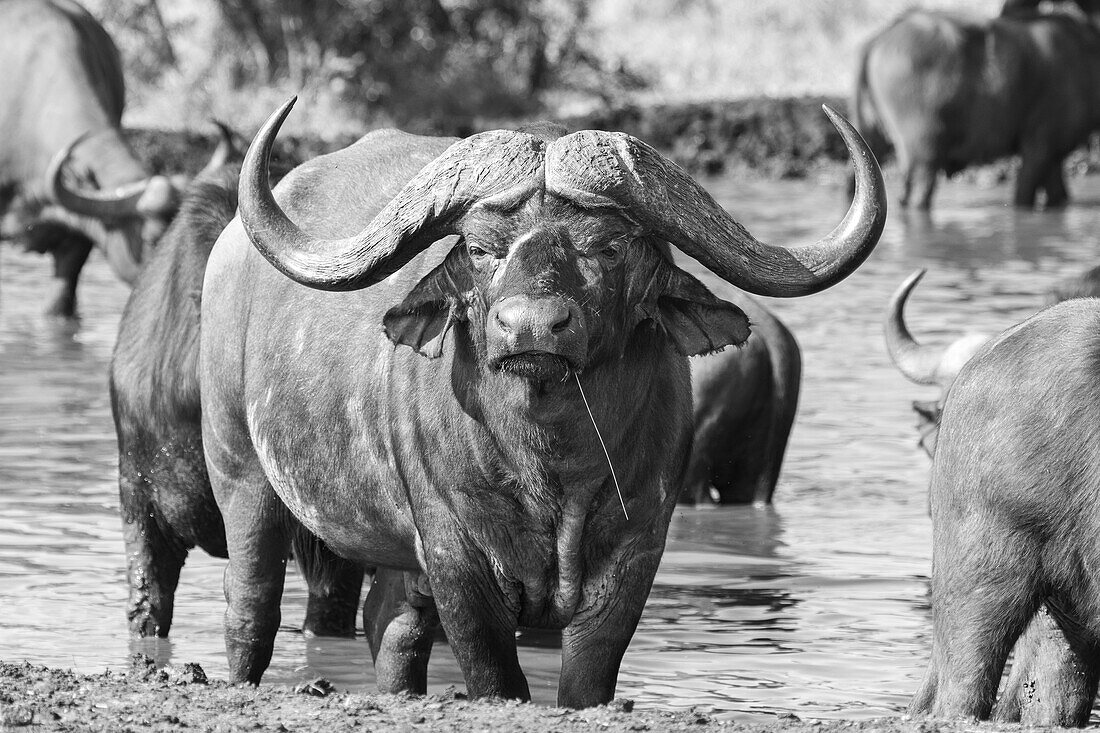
[131,93,1099,186]
[124,95,849,179]
[130,95,854,180]
[0,657,1056,733]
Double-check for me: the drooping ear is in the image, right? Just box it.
[383,245,472,358]
[634,256,750,356]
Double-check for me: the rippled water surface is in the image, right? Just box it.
[3,170,1099,722]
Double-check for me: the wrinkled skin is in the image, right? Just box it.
[110,161,362,639]
[909,299,1100,725]
[853,6,1100,209]
[0,0,182,316]
[681,294,801,505]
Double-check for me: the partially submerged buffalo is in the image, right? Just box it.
[199,99,885,703]
[109,151,240,638]
[909,298,1100,726]
[853,6,1100,209]
[683,294,800,505]
[110,138,363,640]
[0,0,190,315]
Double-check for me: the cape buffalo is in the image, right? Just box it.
[909,298,1100,725]
[199,98,885,703]
[682,294,800,505]
[887,269,1100,724]
[0,0,189,316]
[853,6,1100,210]
[110,138,364,640]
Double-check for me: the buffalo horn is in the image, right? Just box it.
[238,97,546,291]
[544,105,886,297]
[46,132,158,219]
[197,120,238,177]
[884,269,944,385]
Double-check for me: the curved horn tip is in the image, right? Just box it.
[822,104,879,165]
[904,268,927,288]
[46,130,95,194]
[210,119,233,138]
[241,97,298,192]
[894,268,929,302]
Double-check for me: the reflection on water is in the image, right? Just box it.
[3,170,1100,722]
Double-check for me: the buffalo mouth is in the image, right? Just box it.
[494,351,572,382]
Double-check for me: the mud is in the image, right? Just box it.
[128,94,1100,181]
[0,656,1075,733]
[128,95,853,179]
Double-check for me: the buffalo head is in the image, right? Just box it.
[885,269,991,456]
[238,98,886,381]
[45,122,237,283]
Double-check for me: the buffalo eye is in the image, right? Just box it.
[599,243,623,264]
[467,242,493,259]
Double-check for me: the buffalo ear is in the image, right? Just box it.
[383,246,470,358]
[650,265,751,356]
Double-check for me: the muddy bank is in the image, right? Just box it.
[0,657,1070,733]
[129,96,857,179]
[129,94,1100,184]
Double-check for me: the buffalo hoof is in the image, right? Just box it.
[45,292,77,319]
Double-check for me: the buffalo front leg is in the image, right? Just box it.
[909,529,1040,719]
[902,160,938,210]
[362,567,439,694]
[292,528,364,638]
[1040,164,1069,209]
[424,539,528,700]
[558,547,664,708]
[218,475,290,684]
[1015,140,1059,209]
[119,476,188,637]
[46,230,93,318]
[994,603,1100,727]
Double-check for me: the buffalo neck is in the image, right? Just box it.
[442,324,682,626]
[448,324,676,517]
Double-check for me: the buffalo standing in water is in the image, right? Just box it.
[684,294,800,505]
[199,99,884,703]
[887,269,1100,725]
[853,2,1100,210]
[109,128,365,640]
[0,0,190,315]
[908,298,1100,726]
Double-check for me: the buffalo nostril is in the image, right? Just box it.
[494,297,573,336]
[551,306,571,333]
[495,303,520,334]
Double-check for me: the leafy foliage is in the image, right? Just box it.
[86,0,645,129]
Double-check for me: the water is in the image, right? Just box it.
[2,169,1099,722]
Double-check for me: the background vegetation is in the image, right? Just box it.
[85,0,1002,138]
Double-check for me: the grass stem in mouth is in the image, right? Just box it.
[573,371,629,520]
